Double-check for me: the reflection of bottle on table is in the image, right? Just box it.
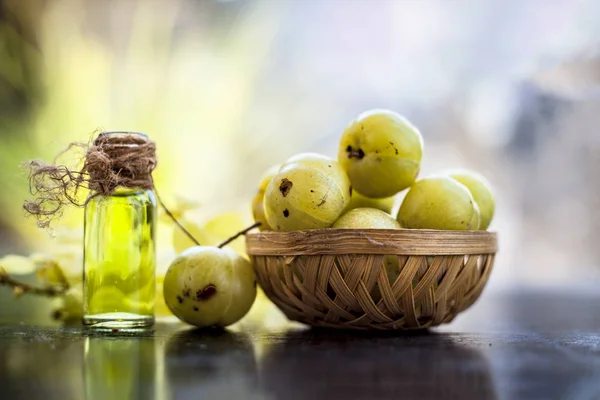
[84,336,157,400]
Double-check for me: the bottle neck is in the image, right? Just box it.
[105,186,152,196]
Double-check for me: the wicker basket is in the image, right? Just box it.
[246,229,497,330]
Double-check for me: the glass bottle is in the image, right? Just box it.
[82,132,157,329]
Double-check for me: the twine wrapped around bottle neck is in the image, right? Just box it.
[86,132,156,193]
[23,131,157,229]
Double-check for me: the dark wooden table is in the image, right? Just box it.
[1,287,600,400]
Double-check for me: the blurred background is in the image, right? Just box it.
[1,0,600,300]
[2,1,600,398]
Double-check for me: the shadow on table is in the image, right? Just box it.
[259,328,498,400]
[163,328,262,399]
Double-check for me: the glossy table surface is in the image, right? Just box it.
[1,287,600,400]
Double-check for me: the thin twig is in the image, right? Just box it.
[154,188,200,246]
[0,271,69,297]
[218,222,262,249]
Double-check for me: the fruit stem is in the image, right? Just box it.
[217,222,262,249]
[0,267,69,297]
[154,189,201,246]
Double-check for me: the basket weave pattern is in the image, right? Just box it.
[246,229,497,330]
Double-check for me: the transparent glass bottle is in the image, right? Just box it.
[82,132,157,329]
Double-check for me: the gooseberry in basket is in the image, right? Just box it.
[332,207,401,229]
[251,164,281,231]
[163,246,256,328]
[397,176,480,230]
[344,190,396,214]
[331,207,401,298]
[264,153,351,231]
[338,109,423,198]
[447,169,495,230]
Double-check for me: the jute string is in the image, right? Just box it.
[23,132,157,229]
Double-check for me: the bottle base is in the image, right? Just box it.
[83,313,154,330]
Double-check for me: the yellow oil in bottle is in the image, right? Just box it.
[82,187,156,329]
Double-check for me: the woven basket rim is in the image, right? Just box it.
[246,228,497,256]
